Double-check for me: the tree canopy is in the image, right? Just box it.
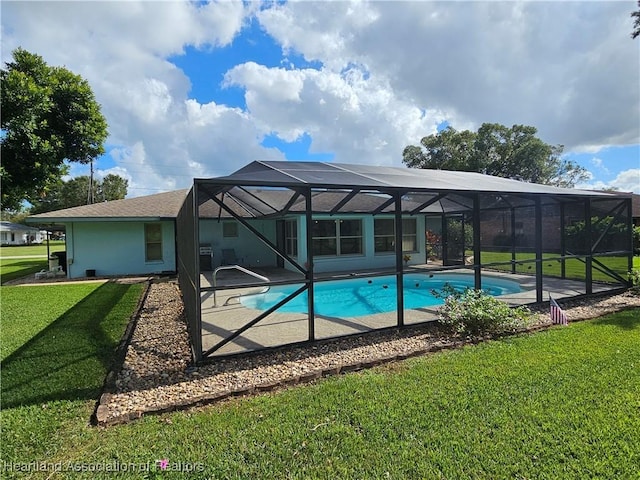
[30,174,128,214]
[1,48,108,211]
[632,1,640,39]
[402,123,588,188]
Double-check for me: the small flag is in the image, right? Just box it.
[550,295,568,325]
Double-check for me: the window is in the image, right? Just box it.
[145,223,163,262]
[374,219,395,253]
[223,222,238,238]
[402,219,417,252]
[285,219,298,256]
[339,219,363,255]
[312,219,363,256]
[312,220,337,256]
[374,218,418,253]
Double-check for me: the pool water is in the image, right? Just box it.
[240,273,521,317]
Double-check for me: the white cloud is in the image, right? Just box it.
[224,61,443,163]
[576,168,640,194]
[257,1,639,151]
[590,157,609,174]
[2,0,638,199]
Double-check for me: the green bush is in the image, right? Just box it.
[437,287,532,336]
[633,225,640,255]
[629,269,640,294]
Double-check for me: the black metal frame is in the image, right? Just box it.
[175,172,633,362]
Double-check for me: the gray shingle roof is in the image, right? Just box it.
[28,189,189,222]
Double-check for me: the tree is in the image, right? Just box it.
[100,174,128,201]
[403,123,588,187]
[632,1,640,39]
[1,48,108,210]
[30,174,128,214]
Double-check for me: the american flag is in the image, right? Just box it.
[550,295,568,325]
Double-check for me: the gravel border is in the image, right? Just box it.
[95,281,640,426]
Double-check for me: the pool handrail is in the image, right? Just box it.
[212,264,270,307]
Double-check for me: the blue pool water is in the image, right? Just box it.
[240,273,521,317]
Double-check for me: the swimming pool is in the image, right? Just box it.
[240,273,521,317]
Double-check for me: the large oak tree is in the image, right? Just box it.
[1,48,108,210]
[403,123,588,188]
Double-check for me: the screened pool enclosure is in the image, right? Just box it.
[176,161,633,361]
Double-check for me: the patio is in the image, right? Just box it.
[199,265,617,356]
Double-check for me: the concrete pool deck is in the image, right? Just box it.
[200,266,619,357]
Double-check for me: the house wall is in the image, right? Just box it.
[200,215,427,274]
[65,220,176,278]
[199,219,277,269]
[296,214,427,274]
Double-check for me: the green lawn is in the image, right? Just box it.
[1,282,143,410]
[1,280,638,479]
[0,240,66,257]
[0,258,48,285]
[0,283,110,360]
[480,251,634,283]
[0,241,67,284]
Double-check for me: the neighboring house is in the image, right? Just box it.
[27,190,187,278]
[0,221,45,245]
[633,194,640,227]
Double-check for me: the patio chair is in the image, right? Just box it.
[221,248,242,265]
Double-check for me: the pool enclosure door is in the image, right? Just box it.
[443,214,467,266]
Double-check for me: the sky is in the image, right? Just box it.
[2,0,639,197]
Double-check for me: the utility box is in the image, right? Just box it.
[199,244,213,271]
[48,255,59,270]
[53,251,67,272]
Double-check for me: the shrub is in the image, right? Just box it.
[633,226,640,255]
[436,286,532,336]
[629,269,640,294]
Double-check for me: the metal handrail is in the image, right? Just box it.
[212,265,270,307]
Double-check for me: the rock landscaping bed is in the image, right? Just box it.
[95,281,640,426]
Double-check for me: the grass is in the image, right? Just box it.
[0,282,143,409]
[0,258,49,285]
[480,251,635,283]
[0,283,108,360]
[0,241,67,285]
[0,241,66,257]
[1,281,638,479]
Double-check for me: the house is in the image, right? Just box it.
[28,160,633,361]
[27,190,187,278]
[27,160,633,282]
[0,221,46,245]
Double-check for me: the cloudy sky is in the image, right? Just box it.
[2,0,639,196]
